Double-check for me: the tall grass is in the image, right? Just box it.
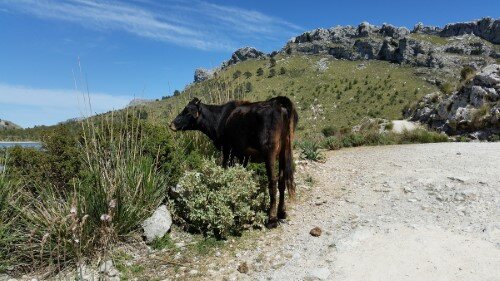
[0,113,167,276]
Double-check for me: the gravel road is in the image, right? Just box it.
[219,142,500,281]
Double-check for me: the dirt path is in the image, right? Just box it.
[214,142,500,281]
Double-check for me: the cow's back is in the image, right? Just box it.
[221,100,284,158]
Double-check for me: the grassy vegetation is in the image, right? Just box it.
[0,52,457,277]
[409,34,449,45]
[141,54,438,140]
[320,127,448,152]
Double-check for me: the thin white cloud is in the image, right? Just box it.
[0,0,302,51]
[0,83,132,127]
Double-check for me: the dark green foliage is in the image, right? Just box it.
[279,67,286,75]
[270,57,276,68]
[323,136,342,150]
[233,70,242,79]
[173,90,181,96]
[321,126,337,137]
[440,82,454,95]
[268,69,276,78]
[460,66,475,81]
[245,81,253,93]
[298,140,324,161]
[244,71,252,79]
[136,109,148,120]
[256,67,264,76]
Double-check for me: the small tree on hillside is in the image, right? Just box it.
[279,67,286,75]
[233,70,242,79]
[245,81,252,93]
[268,69,276,78]
[244,71,252,79]
[270,57,276,68]
[173,90,181,96]
[256,67,264,76]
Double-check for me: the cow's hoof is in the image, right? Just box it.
[278,211,287,220]
[266,218,278,229]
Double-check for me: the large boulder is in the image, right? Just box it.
[141,205,172,243]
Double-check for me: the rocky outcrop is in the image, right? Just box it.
[440,18,500,44]
[194,68,214,83]
[407,64,500,139]
[128,98,154,107]
[193,18,498,84]
[283,18,498,71]
[412,22,441,35]
[193,47,266,82]
[0,119,21,130]
[222,47,267,68]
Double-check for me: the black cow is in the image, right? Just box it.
[170,96,298,228]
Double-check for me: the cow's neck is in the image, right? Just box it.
[197,103,224,146]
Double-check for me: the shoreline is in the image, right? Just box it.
[0,141,41,144]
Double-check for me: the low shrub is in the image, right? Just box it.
[439,82,454,95]
[460,66,475,81]
[321,126,337,137]
[396,128,448,144]
[341,133,366,147]
[323,136,342,150]
[172,159,267,238]
[298,140,324,161]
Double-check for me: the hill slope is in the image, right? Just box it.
[146,55,438,138]
[0,119,21,131]
[1,18,498,140]
[140,18,498,139]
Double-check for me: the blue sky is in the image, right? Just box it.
[0,0,498,128]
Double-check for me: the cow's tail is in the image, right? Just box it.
[274,96,298,199]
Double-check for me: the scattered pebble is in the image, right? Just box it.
[237,262,249,274]
[310,227,322,237]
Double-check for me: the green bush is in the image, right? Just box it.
[172,159,267,238]
[396,128,448,144]
[233,70,242,79]
[439,82,454,95]
[323,136,342,150]
[460,66,475,81]
[321,125,337,137]
[341,133,366,147]
[298,140,324,161]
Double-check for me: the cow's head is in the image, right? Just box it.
[169,98,201,131]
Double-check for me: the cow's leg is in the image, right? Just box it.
[265,155,278,228]
[277,166,287,220]
[242,156,249,167]
[222,147,230,168]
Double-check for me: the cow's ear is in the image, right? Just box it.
[191,97,201,105]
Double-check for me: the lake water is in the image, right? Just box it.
[0,142,42,149]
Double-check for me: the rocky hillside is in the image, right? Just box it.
[407,64,499,140]
[196,18,499,87]
[180,18,500,139]
[0,119,21,130]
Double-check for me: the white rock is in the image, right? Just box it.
[99,260,114,274]
[142,205,172,243]
[305,267,331,280]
